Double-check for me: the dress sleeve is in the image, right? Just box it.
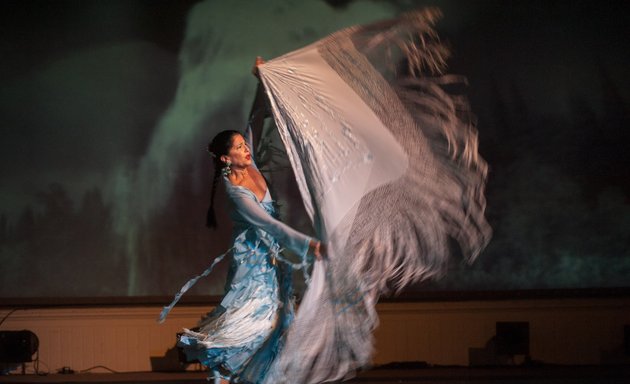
[244,82,269,167]
[231,191,312,259]
[244,123,255,162]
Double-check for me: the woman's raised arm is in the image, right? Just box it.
[247,57,269,151]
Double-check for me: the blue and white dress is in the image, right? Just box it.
[175,130,313,384]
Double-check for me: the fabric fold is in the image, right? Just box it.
[259,8,491,383]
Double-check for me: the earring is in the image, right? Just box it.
[222,160,232,177]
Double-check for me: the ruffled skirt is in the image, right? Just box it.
[178,227,294,383]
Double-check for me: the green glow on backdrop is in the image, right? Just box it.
[0,0,628,299]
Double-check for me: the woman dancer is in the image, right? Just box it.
[161,73,322,384]
[163,8,490,384]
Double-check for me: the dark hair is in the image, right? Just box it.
[206,130,241,228]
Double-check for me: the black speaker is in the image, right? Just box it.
[496,322,529,356]
[0,331,39,363]
[624,325,630,356]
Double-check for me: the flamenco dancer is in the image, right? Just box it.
[160,8,491,384]
[181,76,323,384]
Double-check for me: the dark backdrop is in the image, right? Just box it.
[1,0,628,303]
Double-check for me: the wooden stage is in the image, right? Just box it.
[1,365,629,383]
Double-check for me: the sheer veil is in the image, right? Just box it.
[258,8,491,383]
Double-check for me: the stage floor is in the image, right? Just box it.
[1,365,629,383]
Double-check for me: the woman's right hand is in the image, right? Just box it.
[252,56,265,78]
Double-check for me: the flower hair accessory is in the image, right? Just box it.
[222,160,232,176]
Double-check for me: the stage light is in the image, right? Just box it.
[496,322,530,356]
[0,331,39,363]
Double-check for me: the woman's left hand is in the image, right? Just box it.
[309,240,326,260]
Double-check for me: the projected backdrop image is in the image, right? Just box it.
[1,0,628,300]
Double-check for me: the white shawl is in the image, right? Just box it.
[259,8,491,383]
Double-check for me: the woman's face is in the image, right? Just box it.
[222,134,251,170]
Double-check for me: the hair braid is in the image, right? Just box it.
[206,161,223,228]
[205,129,240,229]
